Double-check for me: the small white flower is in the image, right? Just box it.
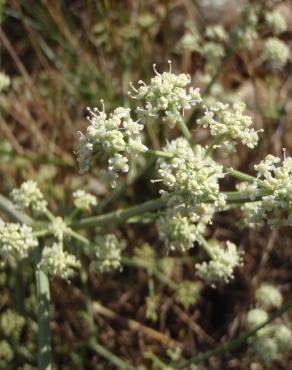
[11,181,47,214]
[128,137,148,155]
[201,42,225,62]
[262,38,290,69]
[39,243,80,280]
[157,213,198,252]
[78,103,147,185]
[95,234,126,272]
[157,138,225,207]
[195,240,243,285]
[265,11,287,35]
[131,62,202,128]
[205,25,228,42]
[73,190,97,211]
[108,154,129,173]
[0,72,10,92]
[198,101,261,149]
[0,222,38,261]
[247,308,268,330]
[255,284,283,310]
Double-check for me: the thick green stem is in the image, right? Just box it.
[35,255,52,370]
[174,297,292,368]
[178,119,192,144]
[196,234,215,259]
[70,190,270,231]
[147,149,174,159]
[0,194,33,225]
[70,198,166,230]
[226,168,269,189]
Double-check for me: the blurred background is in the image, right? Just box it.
[0,0,292,369]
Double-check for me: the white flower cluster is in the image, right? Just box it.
[205,25,228,42]
[0,221,37,261]
[179,31,200,52]
[73,190,97,211]
[11,181,48,214]
[95,234,125,272]
[0,72,10,92]
[240,154,292,226]
[157,213,198,252]
[174,281,199,309]
[265,11,287,35]
[131,62,202,128]
[156,138,225,252]
[201,42,225,68]
[157,200,216,253]
[157,138,225,204]
[247,308,268,329]
[198,101,260,150]
[246,285,291,363]
[252,324,292,363]
[78,104,147,184]
[39,243,80,280]
[195,240,243,285]
[262,38,290,69]
[255,283,283,310]
[236,181,260,202]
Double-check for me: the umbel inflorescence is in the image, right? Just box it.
[1,61,292,288]
[246,284,291,363]
[75,61,291,286]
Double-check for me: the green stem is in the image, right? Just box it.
[34,247,52,370]
[147,149,174,159]
[65,228,91,245]
[174,297,292,368]
[177,119,192,144]
[90,341,137,370]
[226,168,269,189]
[196,234,215,259]
[70,198,166,230]
[0,194,33,225]
[204,134,226,157]
[70,189,271,231]
[33,229,51,238]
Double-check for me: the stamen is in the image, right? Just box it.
[129,81,139,93]
[153,63,159,75]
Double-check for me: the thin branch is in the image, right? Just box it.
[174,297,292,368]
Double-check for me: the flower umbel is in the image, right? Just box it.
[131,61,202,128]
[39,243,80,280]
[11,181,47,214]
[95,234,126,272]
[195,240,243,285]
[78,103,147,185]
[73,190,97,211]
[198,101,260,150]
[0,221,38,261]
